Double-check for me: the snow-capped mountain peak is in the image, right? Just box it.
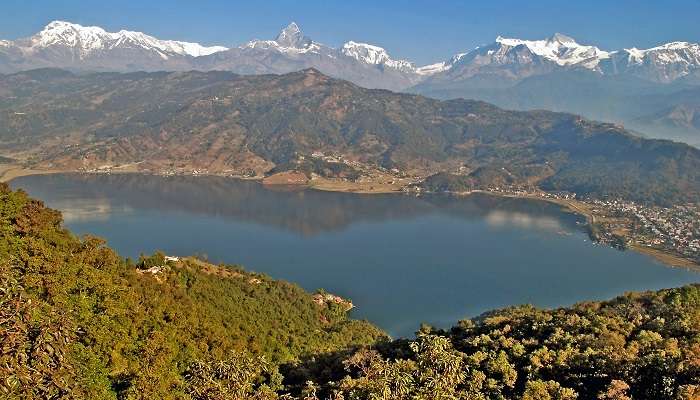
[415,52,468,75]
[31,21,111,51]
[275,22,312,48]
[242,22,321,55]
[548,33,576,45]
[608,41,700,82]
[341,41,415,71]
[494,33,610,69]
[342,41,392,65]
[26,20,228,59]
[623,41,700,62]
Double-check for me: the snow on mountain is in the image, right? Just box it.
[341,41,415,71]
[605,41,700,82]
[1,21,699,88]
[24,20,227,59]
[194,22,426,91]
[242,22,323,55]
[274,22,311,48]
[617,41,700,66]
[415,62,449,75]
[494,33,610,69]
[415,52,468,75]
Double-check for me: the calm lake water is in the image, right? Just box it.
[11,173,700,337]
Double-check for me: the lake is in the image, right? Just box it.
[11,173,700,337]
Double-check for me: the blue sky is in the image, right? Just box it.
[2,0,699,65]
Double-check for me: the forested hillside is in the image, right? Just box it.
[0,181,699,399]
[2,69,700,205]
[0,183,383,399]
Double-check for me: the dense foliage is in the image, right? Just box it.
[278,284,700,400]
[0,183,383,399]
[419,167,525,193]
[1,184,699,399]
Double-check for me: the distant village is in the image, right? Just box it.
[586,199,700,264]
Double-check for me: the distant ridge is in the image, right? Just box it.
[2,21,699,144]
[1,20,699,85]
[1,68,699,205]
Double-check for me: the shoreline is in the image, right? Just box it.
[454,190,700,271]
[3,166,699,271]
[0,165,73,183]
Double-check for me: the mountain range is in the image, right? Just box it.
[2,21,700,145]
[4,21,700,84]
[1,68,699,205]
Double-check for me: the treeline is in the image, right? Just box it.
[0,183,699,399]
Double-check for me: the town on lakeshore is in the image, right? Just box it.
[5,147,697,270]
[493,188,700,268]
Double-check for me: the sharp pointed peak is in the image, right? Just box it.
[277,22,302,37]
[284,22,300,31]
[275,21,311,48]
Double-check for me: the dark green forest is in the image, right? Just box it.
[0,183,698,399]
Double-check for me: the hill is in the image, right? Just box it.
[412,70,700,147]
[0,184,698,398]
[2,68,700,205]
[0,183,383,398]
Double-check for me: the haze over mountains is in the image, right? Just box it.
[3,21,699,85]
[2,20,700,145]
[1,19,699,149]
[2,68,700,205]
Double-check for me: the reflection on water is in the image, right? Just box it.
[485,210,565,232]
[56,198,133,223]
[12,173,700,338]
[13,173,580,236]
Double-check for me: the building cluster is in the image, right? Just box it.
[431,182,700,265]
[485,185,577,200]
[588,199,700,262]
[312,292,354,311]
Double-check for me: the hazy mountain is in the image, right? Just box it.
[416,33,610,89]
[602,41,700,83]
[417,34,700,89]
[0,20,227,73]
[0,21,429,90]
[412,35,700,145]
[2,22,700,144]
[1,68,699,205]
[3,21,700,87]
[191,22,426,90]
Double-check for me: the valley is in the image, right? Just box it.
[2,8,700,398]
[3,175,699,398]
[10,172,700,339]
[2,68,700,205]
[1,67,700,269]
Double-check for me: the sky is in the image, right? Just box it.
[1,0,699,65]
